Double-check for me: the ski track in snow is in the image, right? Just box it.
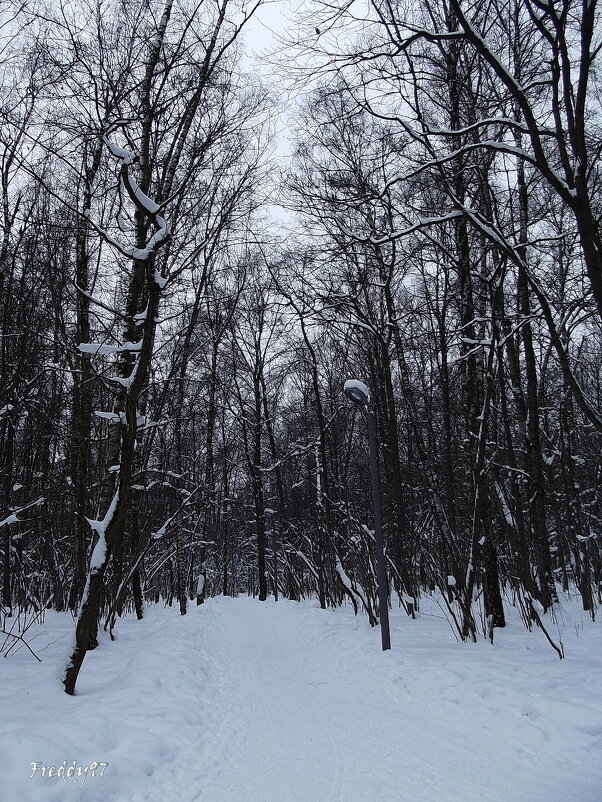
[1,595,601,802]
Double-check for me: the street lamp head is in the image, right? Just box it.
[343,379,370,406]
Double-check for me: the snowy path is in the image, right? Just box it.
[2,595,602,801]
[187,599,601,802]
[192,599,506,801]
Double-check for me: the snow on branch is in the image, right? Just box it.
[341,210,463,246]
[0,497,45,528]
[153,269,168,289]
[84,126,171,268]
[72,283,125,319]
[85,489,121,574]
[0,404,14,419]
[127,177,161,214]
[83,208,170,264]
[103,137,136,165]
[295,550,320,580]
[94,411,122,423]
[85,488,119,539]
[382,139,547,197]
[78,341,142,355]
[107,359,139,389]
[151,483,203,539]
[457,204,602,432]
[133,305,148,322]
[335,558,368,619]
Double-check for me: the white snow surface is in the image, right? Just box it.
[1,595,601,801]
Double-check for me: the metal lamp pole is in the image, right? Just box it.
[343,380,391,651]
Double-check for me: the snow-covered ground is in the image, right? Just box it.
[1,594,601,801]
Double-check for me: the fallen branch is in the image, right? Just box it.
[0,628,42,662]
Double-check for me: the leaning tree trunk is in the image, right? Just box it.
[69,138,104,610]
[63,117,170,693]
[64,261,164,694]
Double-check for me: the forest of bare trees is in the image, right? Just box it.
[1,0,600,692]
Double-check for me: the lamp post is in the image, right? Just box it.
[343,380,391,651]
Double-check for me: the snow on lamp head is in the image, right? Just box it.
[343,379,370,406]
